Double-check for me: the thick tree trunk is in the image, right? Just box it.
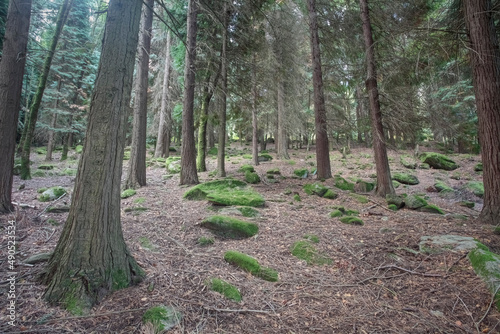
[252,52,259,166]
[359,0,394,196]
[217,2,228,177]
[0,0,32,213]
[463,0,500,224]
[155,30,172,158]
[307,0,331,179]
[125,0,154,189]
[180,0,199,185]
[20,0,73,180]
[41,0,144,311]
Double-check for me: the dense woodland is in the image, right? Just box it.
[1,0,500,331]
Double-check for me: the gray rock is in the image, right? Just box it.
[24,252,53,264]
[419,235,480,253]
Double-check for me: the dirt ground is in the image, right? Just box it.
[1,144,500,334]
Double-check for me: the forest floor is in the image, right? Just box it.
[1,143,500,334]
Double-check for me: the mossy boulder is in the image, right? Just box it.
[458,201,475,209]
[329,209,343,218]
[303,182,337,199]
[237,206,259,217]
[291,240,332,265]
[293,168,309,178]
[400,155,417,169]
[468,247,500,310]
[322,189,338,200]
[245,171,261,184]
[466,181,484,198]
[386,194,405,209]
[142,305,182,333]
[39,187,67,202]
[75,145,83,153]
[258,153,273,162]
[354,180,375,193]
[333,175,355,191]
[183,179,247,200]
[392,173,419,185]
[419,152,459,171]
[165,156,181,173]
[419,204,444,214]
[239,164,255,173]
[474,163,483,172]
[266,168,281,175]
[38,164,55,170]
[405,195,427,210]
[207,188,264,207]
[224,251,278,282]
[200,215,258,239]
[208,278,241,302]
[340,216,364,226]
[121,188,136,199]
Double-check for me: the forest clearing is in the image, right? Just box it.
[1,144,499,333]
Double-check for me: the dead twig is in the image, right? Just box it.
[378,264,445,278]
[204,307,271,314]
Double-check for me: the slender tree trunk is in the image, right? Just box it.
[45,77,62,161]
[307,0,331,179]
[463,0,500,225]
[276,77,289,159]
[180,0,199,185]
[0,0,32,213]
[61,70,85,160]
[252,52,259,166]
[359,0,394,196]
[217,2,228,177]
[20,0,73,180]
[155,30,172,158]
[41,0,144,311]
[124,0,154,189]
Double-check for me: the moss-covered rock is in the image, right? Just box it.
[339,216,364,226]
[474,163,483,172]
[405,195,427,210]
[329,209,343,218]
[201,215,259,239]
[386,194,405,209]
[258,153,273,162]
[333,175,355,191]
[266,168,281,175]
[303,182,337,199]
[468,247,500,310]
[293,168,309,178]
[349,193,369,204]
[165,156,181,173]
[434,181,452,192]
[419,152,459,170]
[400,155,417,169]
[224,251,278,282]
[39,187,67,202]
[291,240,332,265]
[208,278,241,302]
[142,305,182,333]
[207,188,265,207]
[38,164,55,170]
[239,164,255,173]
[354,180,375,193]
[466,181,484,198]
[245,171,261,184]
[419,204,444,214]
[121,188,136,199]
[183,179,247,200]
[392,173,419,185]
[388,204,398,211]
[323,189,338,199]
[237,206,259,217]
[458,201,475,209]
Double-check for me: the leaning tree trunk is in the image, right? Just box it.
[41,0,144,311]
[155,30,172,158]
[463,0,500,225]
[180,0,199,185]
[359,0,394,196]
[217,1,228,177]
[19,0,73,180]
[0,0,32,213]
[124,0,154,189]
[307,0,331,179]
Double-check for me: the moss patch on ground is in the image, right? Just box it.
[208,278,241,302]
[224,251,278,282]
[291,240,332,265]
[333,175,355,191]
[303,182,338,199]
[142,305,182,333]
[184,179,264,207]
[121,188,136,199]
[245,171,261,184]
[339,216,364,226]
[201,215,259,239]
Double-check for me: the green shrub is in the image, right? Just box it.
[208,278,241,302]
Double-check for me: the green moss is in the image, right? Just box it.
[32,170,47,177]
[388,204,398,211]
[267,168,281,175]
[386,194,404,208]
[288,160,296,165]
[339,216,364,226]
[239,164,255,173]
[419,152,459,170]
[37,187,48,193]
[400,155,417,169]
[121,188,136,199]
[474,163,483,172]
[165,156,181,173]
[257,267,278,282]
[183,179,247,200]
[329,209,343,218]
[345,209,359,216]
[111,269,129,291]
[334,175,355,191]
[355,180,375,192]
[39,187,67,202]
[458,201,475,209]
[138,236,155,250]
[245,171,261,184]
[209,278,241,302]
[405,194,427,209]
[419,204,444,214]
[349,193,369,204]
[323,189,338,199]
[494,227,500,235]
[303,234,319,243]
[38,164,55,170]
[201,215,259,239]
[303,182,335,198]
[207,188,264,207]
[467,181,484,198]
[75,145,83,153]
[238,206,259,217]
[293,168,309,178]
[293,194,301,201]
[142,305,182,333]
[258,153,273,161]
[434,181,452,192]
[468,248,500,310]
[392,173,419,185]
[197,236,215,246]
[242,154,253,159]
[224,251,261,275]
[291,241,332,266]
[61,168,78,176]
[207,147,218,156]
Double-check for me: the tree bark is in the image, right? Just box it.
[20,0,73,180]
[307,0,331,179]
[155,30,172,158]
[180,0,199,185]
[252,52,259,166]
[45,77,62,161]
[0,0,32,213]
[359,0,394,196]
[41,0,144,311]
[124,0,154,189]
[463,0,500,225]
[217,1,228,177]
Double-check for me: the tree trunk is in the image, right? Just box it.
[0,0,32,213]
[61,70,85,161]
[124,0,154,189]
[180,0,199,185]
[45,77,62,161]
[252,52,259,166]
[217,2,228,177]
[359,0,394,196]
[307,0,331,179]
[154,30,172,158]
[20,0,73,180]
[276,77,289,159]
[41,0,144,311]
[463,0,500,225]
